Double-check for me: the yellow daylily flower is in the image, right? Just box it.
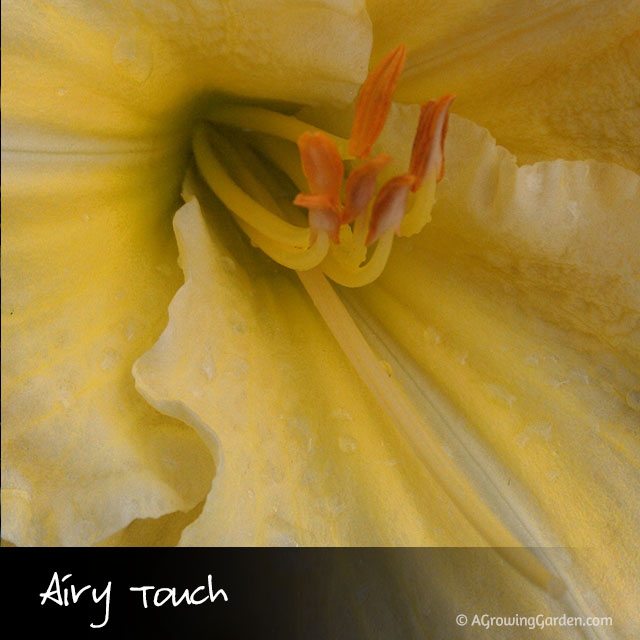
[2,0,639,637]
[368,0,640,171]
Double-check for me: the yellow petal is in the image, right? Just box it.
[368,0,640,170]
[97,503,204,546]
[134,195,493,546]
[347,112,640,629]
[3,0,372,140]
[2,0,373,545]
[1,143,216,546]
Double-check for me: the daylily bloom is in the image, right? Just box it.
[2,0,639,637]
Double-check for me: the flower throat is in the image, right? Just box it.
[193,45,453,288]
[191,46,564,597]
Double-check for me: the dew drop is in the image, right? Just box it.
[113,29,153,83]
[487,383,516,407]
[338,435,358,453]
[626,390,640,412]
[229,311,246,333]
[220,256,237,273]
[100,349,119,371]
[423,326,442,345]
[200,351,216,381]
[326,494,347,517]
[57,382,76,408]
[268,531,300,547]
[266,514,301,546]
[570,369,590,385]
[75,520,98,545]
[331,407,353,422]
[566,199,578,220]
[124,320,136,342]
[516,422,553,448]
[546,469,560,483]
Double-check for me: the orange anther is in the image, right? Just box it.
[343,154,392,224]
[293,193,342,242]
[296,131,344,207]
[349,44,407,160]
[408,94,455,191]
[366,174,415,246]
[293,193,336,211]
[308,208,342,243]
[295,131,346,241]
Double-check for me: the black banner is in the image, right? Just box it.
[3,547,574,639]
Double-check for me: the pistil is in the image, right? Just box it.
[298,266,566,598]
[190,47,565,598]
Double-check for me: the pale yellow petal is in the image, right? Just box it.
[1,145,216,546]
[97,502,204,546]
[134,195,494,546]
[2,0,371,141]
[347,112,640,632]
[2,0,374,545]
[368,0,640,170]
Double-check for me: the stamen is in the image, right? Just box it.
[343,154,392,224]
[234,216,330,271]
[195,46,453,289]
[295,131,346,241]
[296,132,344,210]
[349,44,407,159]
[298,267,566,597]
[409,94,455,190]
[322,230,395,288]
[193,127,311,248]
[247,132,309,192]
[191,55,563,596]
[367,174,415,245]
[397,174,436,238]
[207,104,349,156]
[293,196,341,243]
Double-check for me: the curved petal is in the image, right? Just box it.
[3,0,372,141]
[1,142,217,546]
[368,0,640,171]
[348,111,640,630]
[134,195,494,546]
[1,0,373,545]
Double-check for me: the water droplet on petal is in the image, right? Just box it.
[113,29,153,83]
[626,390,640,411]
[338,435,358,453]
[100,349,119,370]
[220,256,236,273]
[200,352,216,381]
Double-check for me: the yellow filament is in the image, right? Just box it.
[207,105,350,157]
[196,97,441,285]
[193,127,311,249]
[234,216,330,271]
[322,230,395,287]
[206,129,306,227]
[248,133,311,192]
[400,173,437,237]
[298,267,566,597]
